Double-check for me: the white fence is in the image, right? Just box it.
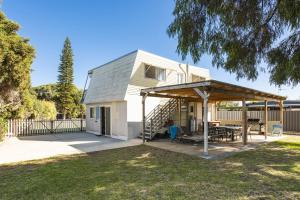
[7,119,86,137]
[217,110,300,132]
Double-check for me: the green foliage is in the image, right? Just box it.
[70,86,86,118]
[217,101,240,110]
[31,100,57,120]
[0,11,35,119]
[17,91,35,119]
[56,37,75,119]
[0,117,7,141]
[33,83,85,118]
[32,84,57,101]
[168,0,300,86]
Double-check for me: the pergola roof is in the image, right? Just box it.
[140,80,286,101]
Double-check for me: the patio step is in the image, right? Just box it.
[138,132,152,140]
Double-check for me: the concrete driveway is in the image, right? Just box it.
[0,133,141,165]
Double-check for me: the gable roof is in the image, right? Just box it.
[88,50,138,73]
[84,51,138,104]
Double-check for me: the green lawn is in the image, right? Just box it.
[0,137,299,200]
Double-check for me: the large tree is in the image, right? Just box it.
[56,37,75,119]
[168,0,300,86]
[33,83,85,118]
[0,12,35,118]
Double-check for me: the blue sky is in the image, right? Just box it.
[2,0,299,99]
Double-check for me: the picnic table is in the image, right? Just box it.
[217,126,242,141]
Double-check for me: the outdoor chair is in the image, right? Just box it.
[225,128,234,141]
[234,129,242,140]
[247,126,252,141]
[272,124,283,136]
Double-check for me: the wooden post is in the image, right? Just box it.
[142,94,147,143]
[51,120,54,133]
[264,100,268,140]
[203,97,209,155]
[18,119,20,136]
[193,88,209,156]
[80,119,83,131]
[186,101,189,132]
[242,99,248,145]
[179,99,182,127]
[279,100,283,125]
[215,101,218,121]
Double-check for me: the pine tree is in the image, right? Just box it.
[56,37,75,119]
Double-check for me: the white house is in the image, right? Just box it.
[83,50,214,140]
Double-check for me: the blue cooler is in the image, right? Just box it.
[170,125,177,141]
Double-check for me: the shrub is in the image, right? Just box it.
[0,117,7,141]
[32,100,57,120]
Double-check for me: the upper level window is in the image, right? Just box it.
[144,64,166,81]
[177,73,184,84]
[90,107,95,118]
[192,74,206,82]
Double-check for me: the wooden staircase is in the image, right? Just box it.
[141,98,180,141]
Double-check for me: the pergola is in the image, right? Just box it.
[140,80,286,156]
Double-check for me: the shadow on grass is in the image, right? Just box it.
[0,138,299,199]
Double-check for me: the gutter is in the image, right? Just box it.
[178,63,188,83]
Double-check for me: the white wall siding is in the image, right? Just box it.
[86,102,128,139]
[111,101,128,139]
[125,91,167,138]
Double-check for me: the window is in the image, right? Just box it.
[96,107,100,120]
[177,73,184,84]
[144,64,166,81]
[90,107,95,118]
[192,74,206,82]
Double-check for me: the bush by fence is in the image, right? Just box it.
[0,118,7,141]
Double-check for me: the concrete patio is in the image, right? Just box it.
[146,134,286,159]
[0,132,141,165]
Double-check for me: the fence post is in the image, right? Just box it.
[80,119,83,131]
[51,120,54,133]
[7,119,10,137]
[18,119,20,136]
